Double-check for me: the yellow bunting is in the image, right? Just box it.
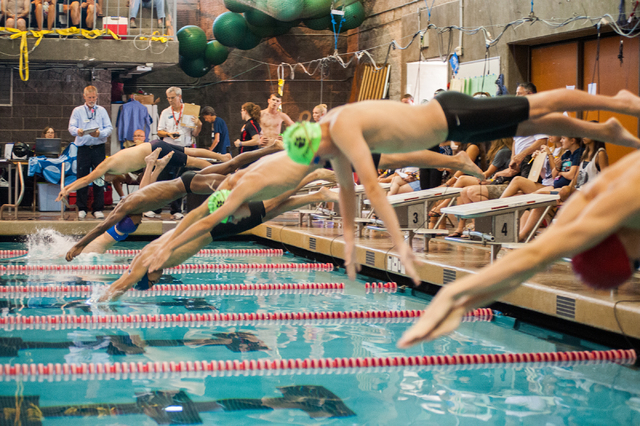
[140,31,169,43]
[0,27,121,81]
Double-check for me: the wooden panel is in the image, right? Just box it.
[583,36,639,164]
[531,42,579,92]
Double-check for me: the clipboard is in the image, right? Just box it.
[181,103,201,129]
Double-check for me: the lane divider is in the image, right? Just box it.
[0,282,347,297]
[0,248,284,257]
[0,262,334,275]
[0,308,494,330]
[0,349,634,380]
[365,282,398,294]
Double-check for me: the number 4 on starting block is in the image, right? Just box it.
[386,255,406,274]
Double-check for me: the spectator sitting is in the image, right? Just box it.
[62,0,93,28]
[41,126,56,138]
[129,0,165,29]
[32,0,56,30]
[514,135,607,242]
[387,167,420,195]
[201,106,230,155]
[427,140,487,227]
[446,137,514,237]
[3,0,30,30]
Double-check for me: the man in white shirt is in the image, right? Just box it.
[156,86,203,219]
[157,86,202,147]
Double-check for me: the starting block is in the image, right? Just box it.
[441,193,559,260]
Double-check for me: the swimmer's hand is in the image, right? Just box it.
[343,245,361,281]
[55,188,69,202]
[154,151,173,170]
[397,287,466,348]
[146,247,171,273]
[397,242,421,286]
[65,244,84,262]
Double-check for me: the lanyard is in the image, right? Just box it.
[172,104,183,128]
[85,105,96,120]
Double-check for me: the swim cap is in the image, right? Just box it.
[283,121,322,165]
[207,189,231,223]
[571,233,633,289]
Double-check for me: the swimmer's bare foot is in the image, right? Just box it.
[605,117,640,149]
[65,244,84,261]
[318,186,340,203]
[455,151,484,180]
[145,148,162,166]
[154,151,173,171]
[614,89,640,117]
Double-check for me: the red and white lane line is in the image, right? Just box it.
[365,282,398,294]
[0,248,284,257]
[0,262,334,275]
[0,282,348,297]
[0,308,494,330]
[0,349,634,381]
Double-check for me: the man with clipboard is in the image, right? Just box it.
[68,85,113,220]
[157,86,203,219]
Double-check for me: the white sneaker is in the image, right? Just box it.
[94,211,104,219]
[78,210,87,219]
[172,212,184,220]
[143,211,159,218]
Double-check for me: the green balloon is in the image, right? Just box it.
[272,19,300,36]
[236,31,262,50]
[302,0,332,19]
[204,40,229,66]
[223,0,251,13]
[303,14,331,30]
[177,25,207,60]
[244,8,277,27]
[246,22,276,38]
[268,0,303,22]
[213,12,247,47]
[342,1,365,30]
[179,56,211,78]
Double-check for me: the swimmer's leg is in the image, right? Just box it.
[263,187,340,220]
[526,88,640,120]
[517,113,640,149]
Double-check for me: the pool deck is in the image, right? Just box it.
[2,214,640,341]
[252,217,640,342]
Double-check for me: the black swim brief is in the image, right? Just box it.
[434,91,530,143]
[148,139,188,169]
[210,201,266,240]
[180,171,197,194]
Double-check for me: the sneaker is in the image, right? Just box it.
[94,211,104,219]
[78,210,87,219]
[171,212,184,220]
[130,18,137,28]
[143,211,159,218]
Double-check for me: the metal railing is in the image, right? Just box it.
[1,0,176,38]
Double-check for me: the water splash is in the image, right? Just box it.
[25,229,78,261]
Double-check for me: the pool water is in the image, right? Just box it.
[0,239,639,425]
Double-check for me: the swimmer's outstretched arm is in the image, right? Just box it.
[56,156,117,201]
[147,183,257,272]
[398,173,640,348]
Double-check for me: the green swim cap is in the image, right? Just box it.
[283,121,322,165]
[207,189,231,223]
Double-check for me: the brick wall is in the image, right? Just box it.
[0,69,111,149]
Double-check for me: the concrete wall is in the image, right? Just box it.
[356,0,634,98]
[0,69,111,146]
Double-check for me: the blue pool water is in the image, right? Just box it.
[0,238,640,425]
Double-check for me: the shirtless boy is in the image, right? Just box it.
[259,94,294,147]
[56,138,231,201]
[281,88,640,285]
